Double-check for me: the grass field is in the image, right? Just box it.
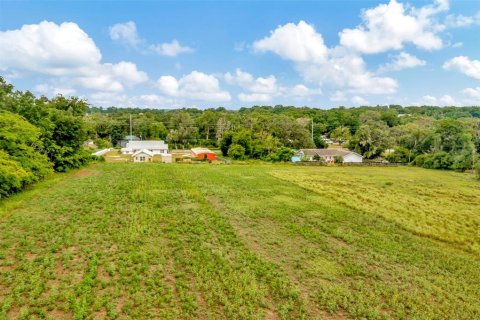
[0,163,479,319]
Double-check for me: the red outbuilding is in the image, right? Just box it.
[191,147,217,161]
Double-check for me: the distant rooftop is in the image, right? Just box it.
[126,140,168,149]
[297,149,362,157]
[124,135,140,140]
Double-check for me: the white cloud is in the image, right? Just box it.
[0,21,148,93]
[253,20,328,64]
[445,13,480,28]
[238,93,273,103]
[288,84,322,97]
[225,68,321,102]
[109,21,141,47]
[225,68,278,94]
[33,83,76,96]
[417,94,459,106]
[252,21,397,95]
[157,71,231,102]
[109,21,192,57]
[0,21,101,76]
[330,91,347,102]
[443,56,480,80]
[149,40,193,57]
[379,51,426,72]
[461,87,480,101]
[339,0,447,54]
[298,47,398,94]
[451,42,463,48]
[351,96,369,106]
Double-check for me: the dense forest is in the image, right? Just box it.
[1,76,479,197]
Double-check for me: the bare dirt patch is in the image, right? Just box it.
[73,169,95,177]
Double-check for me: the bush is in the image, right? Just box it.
[227,144,245,160]
[0,151,31,198]
[385,147,411,163]
[267,147,295,162]
[476,162,480,180]
[415,152,453,170]
[334,155,344,164]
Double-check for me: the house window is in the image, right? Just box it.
[140,156,145,161]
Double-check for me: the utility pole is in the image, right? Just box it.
[129,114,133,137]
[311,118,314,143]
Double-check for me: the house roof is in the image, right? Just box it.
[191,147,215,154]
[123,135,140,140]
[132,149,154,157]
[126,140,168,150]
[297,149,363,158]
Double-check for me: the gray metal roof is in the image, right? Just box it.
[126,140,168,150]
[297,149,362,157]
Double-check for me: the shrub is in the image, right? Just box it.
[385,147,411,163]
[476,162,480,180]
[267,147,295,162]
[0,151,31,198]
[334,155,344,164]
[227,144,245,160]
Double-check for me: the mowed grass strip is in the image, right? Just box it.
[268,166,480,253]
[0,163,479,319]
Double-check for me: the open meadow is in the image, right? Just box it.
[0,163,479,319]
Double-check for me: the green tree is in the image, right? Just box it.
[267,147,295,162]
[330,126,352,145]
[227,144,245,160]
[0,112,53,181]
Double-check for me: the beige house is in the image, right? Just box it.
[132,149,153,162]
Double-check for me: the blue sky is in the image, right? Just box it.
[0,0,479,109]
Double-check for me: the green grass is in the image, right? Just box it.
[0,163,479,319]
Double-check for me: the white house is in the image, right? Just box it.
[295,149,363,163]
[121,140,168,155]
[132,149,154,162]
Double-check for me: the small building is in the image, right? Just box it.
[132,149,153,162]
[191,147,217,161]
[121,140,168,155]
[295,149,363,163]
[161,154,173,163]
[118,135,140,148]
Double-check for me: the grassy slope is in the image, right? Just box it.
[0,163,479,320]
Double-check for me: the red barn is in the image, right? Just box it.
[191,147,217,161]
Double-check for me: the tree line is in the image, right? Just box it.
[0,77,93,197]
[87,103,480,170]
[1,76,479,197]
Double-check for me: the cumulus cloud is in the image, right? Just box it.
[330,91,347,102]
[0,21,148,93]
[34,83,76,96]
[225,68,321,102]
[351,96,369,106]
[253,21,328,64]
[443,56,480,79]
[461,87,480,104]
[339,0,447,54]
[109,21,142,47]
[149,40,193,57]
[109,21,192,57]
[416,94,459,106]
[379,52,426,72]
[0,21,101,76]
[252,21,397,95]
[298,47,398,94]
[157,71,231,102]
